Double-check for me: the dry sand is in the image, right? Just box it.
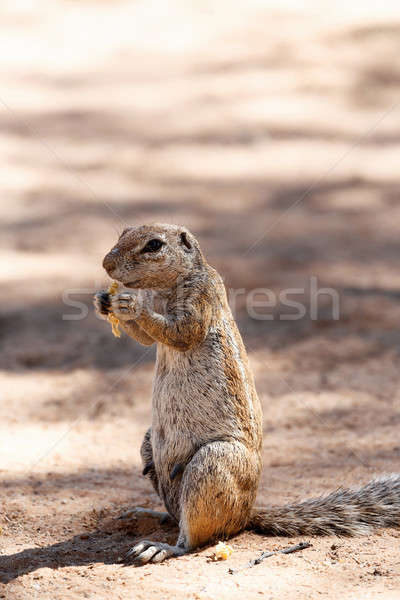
[1,1,400,598]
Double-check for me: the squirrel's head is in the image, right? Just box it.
[102,223,204,288]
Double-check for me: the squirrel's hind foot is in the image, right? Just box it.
[125,539,186,565]
[118,506,171,524]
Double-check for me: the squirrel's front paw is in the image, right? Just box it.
[111,292,138,321]
[93,291,111,319]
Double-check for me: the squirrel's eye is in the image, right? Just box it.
[141,239,164,253]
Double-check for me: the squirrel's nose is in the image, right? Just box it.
[103,248,120,274]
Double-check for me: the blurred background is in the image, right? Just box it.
[2,1,400,597]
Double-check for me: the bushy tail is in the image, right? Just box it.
[249,475,400,536]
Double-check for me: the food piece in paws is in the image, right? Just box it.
[107,281,121,338]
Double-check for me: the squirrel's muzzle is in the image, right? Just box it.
[103,248,120,274]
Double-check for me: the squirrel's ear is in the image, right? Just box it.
[180,231,192,250]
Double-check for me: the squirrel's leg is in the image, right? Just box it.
[140,427,159,494]
[127,441,259,565]
[93,291,155,345]
[112,290,213,351]
[179,440,259,548]
[120,429,171,524]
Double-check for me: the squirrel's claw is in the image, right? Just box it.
[125,540,186,565]
[111,292,138,321]
[93,291,111,318]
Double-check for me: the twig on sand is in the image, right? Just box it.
[228,541,312,574]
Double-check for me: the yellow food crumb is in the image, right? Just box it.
[107,313,121,338]
[107,282,121,338]
[214,541,234,560]
[108,281,120,296]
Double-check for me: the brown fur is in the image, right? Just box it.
[94,223,400,564]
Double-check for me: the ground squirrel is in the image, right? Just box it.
[94,223,400,565]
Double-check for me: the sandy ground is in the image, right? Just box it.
[1,1,400,598]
